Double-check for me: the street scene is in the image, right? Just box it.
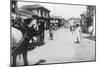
[11,0,96,67]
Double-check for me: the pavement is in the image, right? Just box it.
[16,27,96,65]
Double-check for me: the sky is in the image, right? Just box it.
[17,1,87,20]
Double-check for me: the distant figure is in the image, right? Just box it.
[70,26,73,32]
[49,24,53,40]
[73,24,81,44]
[70,26,74,34]
[88,25,93,36]
[49,28,53,40]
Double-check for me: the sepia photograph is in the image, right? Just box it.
[11,0,96,67]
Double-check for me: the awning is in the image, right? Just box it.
[16,9,37,18]
[21,4,50,12]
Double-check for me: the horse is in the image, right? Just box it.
[11,17,44,67]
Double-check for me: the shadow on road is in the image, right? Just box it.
[83,36,96,41]
[34,59,46,65]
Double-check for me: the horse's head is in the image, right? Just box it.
[24,18,39,32]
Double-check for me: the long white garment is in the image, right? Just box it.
[88,26,93,33]
[74,27,81,42]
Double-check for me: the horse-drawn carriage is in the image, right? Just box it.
[11,9,45,67]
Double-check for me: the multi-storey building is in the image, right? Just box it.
[21,4,50,29]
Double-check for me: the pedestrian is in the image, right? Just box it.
[73,24,81,44]
[70,26,74,34]
[49,24,53,40]
[70,26,72,32]
[88,25,93,36]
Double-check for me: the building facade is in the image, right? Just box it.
[21,4,50,29]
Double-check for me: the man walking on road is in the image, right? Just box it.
[73,24,81,44]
